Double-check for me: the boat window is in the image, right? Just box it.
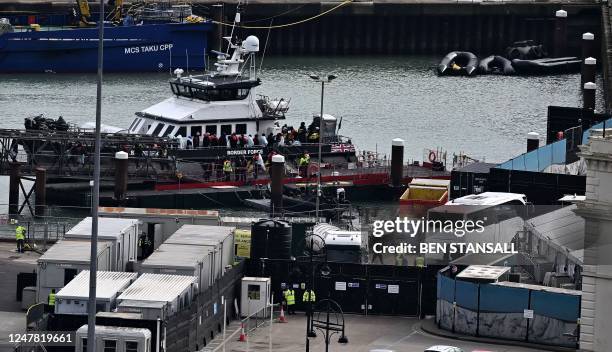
[221,124,232,135]
[103,339,117,352]
[236,124,247,135]
[163,125,175,137]
[191,126,202,137]
[205,125,217,135]
[172,82,251,101]
[176,126,187,137]
[128,118,140,132]
[152,123,165,136]
[135,119,144,132]
[125,341,138,352]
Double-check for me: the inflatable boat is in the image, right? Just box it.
[512,57,582,75]
[478,55,515,75]
[504,40,546,60]
[437,51,479,76]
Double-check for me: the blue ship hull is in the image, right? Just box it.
[0,22,213,73]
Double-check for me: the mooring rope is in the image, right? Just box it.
[211,0,353,29]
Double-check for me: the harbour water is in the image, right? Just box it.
[0,55,602,163]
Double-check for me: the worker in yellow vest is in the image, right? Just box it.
[48,289,56,306]
[303,289,316,304]
[223,158,233,182]
[298,153,310,177]
[15,222,26,253]
[283,288,295,315]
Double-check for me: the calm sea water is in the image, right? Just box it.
[0,55,603,164]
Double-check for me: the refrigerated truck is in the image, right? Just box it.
[64,217,139,271]
[36,240,113,303]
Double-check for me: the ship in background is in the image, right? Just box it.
[0,0,213,73]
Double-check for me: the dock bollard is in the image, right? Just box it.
[527,132,540,153]
[270,154,285,216]
[581,57,596,88]
[35,168,47,217]
[9,162,21,219]
[391,138,404,187]
[114,151,129,201]
[582,32,595,60]
[553,10,568,57]
[583,82,596,111]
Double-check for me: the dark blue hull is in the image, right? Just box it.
[0,22,213,73]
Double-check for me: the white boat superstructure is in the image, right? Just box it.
[120,20,289,141]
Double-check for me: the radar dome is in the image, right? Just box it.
[243,35,260,52]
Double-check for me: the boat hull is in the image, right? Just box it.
[0,22,212,73]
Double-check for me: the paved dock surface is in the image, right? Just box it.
[221,314,544,352]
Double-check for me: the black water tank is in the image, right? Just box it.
[251,219,292,260]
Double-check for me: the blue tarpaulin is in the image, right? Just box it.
[498,117,612,172]
[479,284,529,313]
[455,280,478,310]
[531,290,581,322]
[438,274,455,303]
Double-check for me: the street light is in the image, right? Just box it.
[304,232,327,352]
[308,73,337,220]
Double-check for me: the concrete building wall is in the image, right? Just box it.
[576,131,612,352]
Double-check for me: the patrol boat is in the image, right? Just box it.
[126,33,288,143]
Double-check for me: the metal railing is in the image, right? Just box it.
[204,300,280,352]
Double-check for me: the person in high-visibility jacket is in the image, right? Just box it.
[283,288,296,315]
[223,159,233,181]
[48,289,56,306]
[298,153,310,177]
[302,289,316,303]
[15,223,26,253]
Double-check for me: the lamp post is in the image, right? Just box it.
[308,74,337,220]
[305,232,328,352]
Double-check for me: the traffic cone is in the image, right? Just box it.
[238,322,247,342]
[278,304,288,323]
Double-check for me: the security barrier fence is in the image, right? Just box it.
[249,259,443,317]
[437,268,581,348]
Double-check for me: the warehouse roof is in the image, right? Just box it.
[118,273,197,302]
[66,217,138,239]
[57,271,137,300]
[38,240,112,264]
[524,205,584,264]
[140,244,213,269]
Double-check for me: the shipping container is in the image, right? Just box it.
[75,325,151,352]
[65,217,140,271]
[55,271,138,315]
[36,240,113,303]
[117,273,198,320]
[99,207,219,249]
[139,243,214,291]
[170,225,235,276]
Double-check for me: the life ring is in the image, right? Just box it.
[428,151,437,163]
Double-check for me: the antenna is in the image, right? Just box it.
[169,46,172,76]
